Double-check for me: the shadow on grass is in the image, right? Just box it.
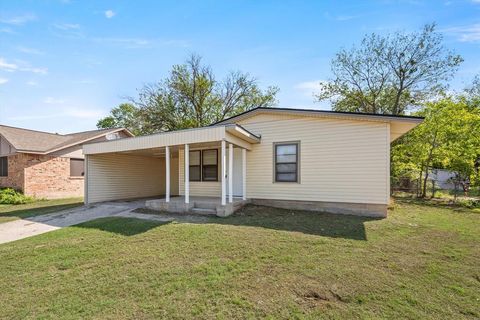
[136,204,377,240]
[75,217,169,236]
[212,205,377,240]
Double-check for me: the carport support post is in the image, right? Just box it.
[221,140,226,206]
[242,148,246,200]
[228,143,233,203]
[165,146,170,203]
[185,144,189,204]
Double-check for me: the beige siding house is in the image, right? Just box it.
[0,125,132,199]
[83,107,422,217]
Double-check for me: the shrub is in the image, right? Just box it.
[0,188,34,205]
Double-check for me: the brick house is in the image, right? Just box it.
[0,125,132,199]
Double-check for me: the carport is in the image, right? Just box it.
[83,124,260,215]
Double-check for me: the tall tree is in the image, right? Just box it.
[392,96,480,197]
[316,24,463,115]
[98,54,279,134]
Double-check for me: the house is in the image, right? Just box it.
[0,125,133,199]
[82,107,423,217]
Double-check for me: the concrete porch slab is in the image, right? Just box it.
[145,196,250,217]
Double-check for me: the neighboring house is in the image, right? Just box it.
[429,169,457,190]
[0,125,133,199]
[82,107,423,217]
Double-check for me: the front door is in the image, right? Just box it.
[227,148,243,197]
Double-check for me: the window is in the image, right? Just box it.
[188,149,218,182]
[189,151,201,181]
[202,149,218,181]
[274,142,299,182]
[0,157,7,177]
[70,159,85,177]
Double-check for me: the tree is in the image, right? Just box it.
[317,23,463,115]
[98,54,279,134]
[392,96,480,198]
[97,103,142,135]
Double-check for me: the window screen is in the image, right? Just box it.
[70,159,84,177]
[0,157,7,177]
[202,149,218,181]
[189,150,201,181]
[275,143,298,182]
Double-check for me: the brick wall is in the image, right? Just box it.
[0,154,25,191]
[23,154,84,199]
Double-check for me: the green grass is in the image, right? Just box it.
[0,198,83,224]
[0,200,478,319]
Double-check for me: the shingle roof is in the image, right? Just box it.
[0,125,130,154]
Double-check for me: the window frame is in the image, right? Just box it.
[201,149,219,182]
[0,156,8,177]
[69,158,85,177]
[273,141,300,183]
[188,150,201,182]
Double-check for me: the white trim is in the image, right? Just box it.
[166,146,170,203]
[228,143,233,203]
[221,140,226,206]
[84,155,89,205]
[184,144,189,204]
[242,148,246,200]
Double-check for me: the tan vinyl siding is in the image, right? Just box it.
[238,113,390,205]
[84,126,226,154]
[86,153,165,203]
[178,148,221,197]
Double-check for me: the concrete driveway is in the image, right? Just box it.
[0,200,207,245]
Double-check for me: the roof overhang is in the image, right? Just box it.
[214,107,423,142]
[83,124,261,155]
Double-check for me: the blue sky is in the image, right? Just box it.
[0,0,479,133]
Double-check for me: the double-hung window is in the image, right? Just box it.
[202,149,218,181]
[189,151,201,181]
[189,149,218,182]
[274,142,299,182]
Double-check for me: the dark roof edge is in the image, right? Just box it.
[211,107,425,126]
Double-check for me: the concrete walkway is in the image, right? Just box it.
[0,200,208,245]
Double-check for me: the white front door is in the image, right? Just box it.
[227,148,243,197]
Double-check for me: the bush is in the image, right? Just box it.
[0,188,34,205]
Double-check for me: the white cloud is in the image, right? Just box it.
[92,37,189,49]
[294,80,328,97]
[26,80,38,86]
[66,107,104,119]
[444,24,480,42]
[0,58,18,71]
[17,46,44,55]
[52,23,80,30]
[0,27,15,34]
[0,13,36,26]
[44,97,65,104]
[0,78,9,85]
[104,10,116,19]
[8,107,104,121]
[0,57,47,74]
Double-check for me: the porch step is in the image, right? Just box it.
[193,201,218,210]
[191,207,217,215]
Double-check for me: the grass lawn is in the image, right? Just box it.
[0,198,83,224]
[0,200,478,319]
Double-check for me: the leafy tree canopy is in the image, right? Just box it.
[97,54,279,134]
[316,23,463,115]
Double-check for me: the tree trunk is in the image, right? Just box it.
[422,167,430,198]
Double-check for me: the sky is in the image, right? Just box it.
[0,0,479,133]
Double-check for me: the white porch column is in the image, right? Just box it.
[242,148,247,200]
[165,146,170,203]
[228,143,233,203]
[221,140,226,206]
[184,144,189,204]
